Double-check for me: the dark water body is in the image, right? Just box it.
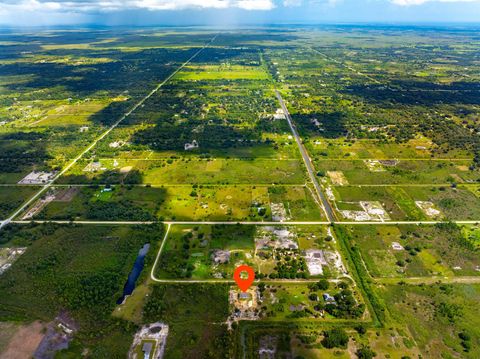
[117,243,150,305]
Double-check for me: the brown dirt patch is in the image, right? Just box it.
[120,166,133,174]
[449,173,464,183]
[0,321,45,359]
[54,187,79,202]
[327,171,348,186]
[0,323,19,353]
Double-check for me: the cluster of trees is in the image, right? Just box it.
[0,222,164,355]
[348,81,480,107]
[133,120,261,151]
[0,200,22,219]
[87,200,155,221]
[309,279,329,291]
[459,331,472,352]
[57,271,121,311]
[321,328,376,358]
[0,222,59,245]
[271,250,308,279]
[211,224,255,243]
[160,232,195,278]
[60,169,143,185]
[321,328,349,349]
[436,301,463,323]
[325,288,366,319]
[0,132,51,172]
[396,244,422,268]
[356,345,377,359]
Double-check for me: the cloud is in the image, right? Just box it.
[283,0,302,6]
[133,0,276,11]
[0,0,276,13]
[390,0,480,5]
[236,0,276,10]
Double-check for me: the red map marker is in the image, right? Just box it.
[234,265,255,292]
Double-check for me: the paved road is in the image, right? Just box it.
[0,35,218,229]
[376,276,480,285]
[1,182,471,188]
[150,223,172,282]
[275,90,336,222]
[10,219,480,225]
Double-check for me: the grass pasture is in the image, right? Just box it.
[141,158,307,185]
[60,157,307,185]
[174,64,270,81]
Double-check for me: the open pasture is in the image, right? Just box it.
[174,64,270,81]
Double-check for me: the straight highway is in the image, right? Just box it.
[275,89,336,222]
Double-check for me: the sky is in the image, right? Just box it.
[0,0,479,26]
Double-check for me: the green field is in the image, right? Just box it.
[175,64,270,81]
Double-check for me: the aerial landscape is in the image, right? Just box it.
[0,1,479,358]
